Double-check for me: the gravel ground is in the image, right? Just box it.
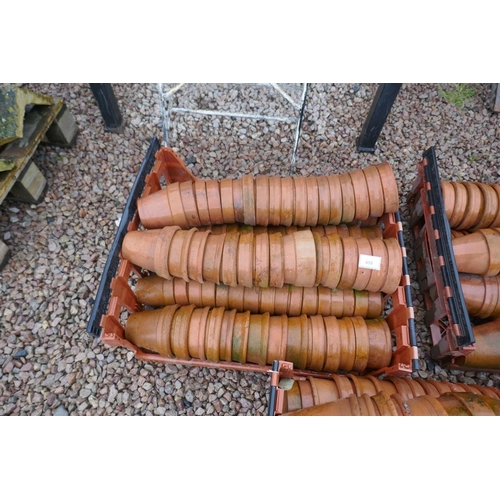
[1,83,500,416]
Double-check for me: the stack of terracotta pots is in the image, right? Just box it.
[125,304,393,371]
[135,276,385,318]
[441,180,500,230]
[121,161,404,374]
[440,179,500,371]
[282,390,500,416]
[281,373,500,413]
[123,226,402,292]
[137,163,399,229]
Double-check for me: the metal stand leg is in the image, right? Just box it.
[490,83,500,113]
[289,84,308,175]
[89,83,125,133]
[356,83,402,153]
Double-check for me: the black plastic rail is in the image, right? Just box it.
[86,137,161,337]
[422,147,474,347]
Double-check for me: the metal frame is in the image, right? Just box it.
[356,83,402,153]
[157,83,308,174]
[89,84,125,133]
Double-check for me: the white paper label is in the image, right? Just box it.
[358,254,381,271]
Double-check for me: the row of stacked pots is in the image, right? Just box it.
[123,227,402,293]
[283,391,500,416]
[138,163,399,229]
[281,373,500,413]
[136,276,385,318]
[125,305,392,372]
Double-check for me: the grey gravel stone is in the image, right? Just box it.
[54,406,69,416]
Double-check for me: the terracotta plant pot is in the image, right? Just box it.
[448,181,468,228]
[473,182,498,229]
[441,180,455,220]
[455,182,483,230]
[455,317,500,371]
[362,165,385,217]
[349,169,370,221]
[460,273,500,318]
[293,176,308,227]
[375,162,399,213]
[305,177,320,227]
[338,173,356,223]
[220,178,235,224]
[452,229,500,276]
[180,180,201,227]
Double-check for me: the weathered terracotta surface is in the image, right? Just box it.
[460,273,500,318]
[455,318,500,370]
[282,391,500,416]
[452,229,500,276]
[124,305,394,372]
[137,163,400,229]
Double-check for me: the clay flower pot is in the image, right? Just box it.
[338,173,356,223]
[167,183,190,228]
[231,310,251,364]
[338,236,358,289]
[205,179,224,225]
[460,273,500,318]
[456,182,483,230]
[170,304,195,359]
[363,165,385,217]
[220,178,235,224]
[125,305,179,357]
[268,176,282,226]
[269,231,285,288]
[254,232,270,287]
[232,178,244,222]
[137,189,174,229]
[221,232,240,286]
[202,233,225,284]
[280,176,295,226]
[286,316,308,370]
[305,177,320,227]
[327,175,343,225]
[242,286,260,314]
[219,309,237,362]
[448,181,468,228]
[473,182,498,229]
[350,316,369,372]
[452,229,500,275]
[237,232,254,288]
[241,174,256,225]
[489,184,500,228]
[255,176,270,227]
[259,287,276,314]
[352,237,373,291]
[292,176,308,227]
[301,287,319,316]
[323,316,342,373]
[375,162,399,213]
[204,307,225,362]
[179,181,201,227]
[440,180,455,220]
[316,176,332,225]
[308,315,326,371]
[193,180,211,226]
[337,317,356,372]
[380,238,402,294]
[349,169,370,221]
[246,313,270,366]
[455,318,500,371]
[365,317,392,369]
[267,315,287,363]
[321,233,343,289]
[227,284,245,311]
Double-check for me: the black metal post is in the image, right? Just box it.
[356,83,402,153]
[89,83,125,132]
